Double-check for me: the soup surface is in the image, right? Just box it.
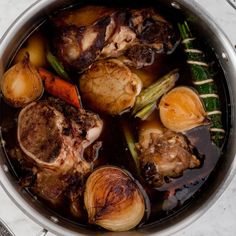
[0,1,229,232]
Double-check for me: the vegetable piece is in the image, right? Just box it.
[134,102,156,120]
[159,86,209,132]
[14,32,47,67]
[84,166,148,231]
[0,55,43,107]
[121,120,140,174]
[46,51,70,81]
[38,68,81,108]
[178,21,225,147]
[80,59,142,115]
[132,69,179,117]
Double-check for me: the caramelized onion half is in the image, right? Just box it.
[0,56,43,107]
[84,166,148,231]
[159,86,208,132]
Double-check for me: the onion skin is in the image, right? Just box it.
[159,86,208,132]
[0,56,43,107]
[84,166,146,231]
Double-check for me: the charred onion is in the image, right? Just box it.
[84,166,148,231]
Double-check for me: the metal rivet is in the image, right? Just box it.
[171,2,181,9]
[222,52,229,61]
[2,164,9,172]
[50,216,59,223]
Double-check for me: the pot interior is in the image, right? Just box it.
[0,0,236,235]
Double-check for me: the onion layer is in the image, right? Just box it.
[159,86,208,132]
[84,166,147,231]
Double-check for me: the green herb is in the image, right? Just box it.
[135,102,156,120]
[132,69,179,118]
[46,51,70,81]
[178,21,225,147]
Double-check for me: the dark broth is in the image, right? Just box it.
[0,0,230,229]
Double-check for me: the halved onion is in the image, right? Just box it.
[84,166,148,231]
[159,86,208,132]
[0,55,43,107]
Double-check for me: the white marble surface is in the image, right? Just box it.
[0,0,236,235]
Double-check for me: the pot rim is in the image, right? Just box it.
[1,0,236,235]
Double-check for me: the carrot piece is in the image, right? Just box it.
[38,67,81,108]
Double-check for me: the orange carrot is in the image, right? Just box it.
[38,67,81,108]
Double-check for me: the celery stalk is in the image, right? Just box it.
[121,120,140,175]
[132,69,179,117]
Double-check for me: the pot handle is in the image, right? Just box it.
[0,218,15,236]
[36,228,48,236]
[226,0,236,10]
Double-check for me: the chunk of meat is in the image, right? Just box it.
[52,6,179,71]
[102,8,179,64]
[17,99,103,173]
[54,16,111,72]
[123,44,156,68]
[101,11,137,58]
[102,8,179,67]
[17,98,103,206]
[33,168,87,207]
[136,129,200,187]
[129,8,178,53]
[33,170,68,205]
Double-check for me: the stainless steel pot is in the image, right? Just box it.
[0,0,236,235]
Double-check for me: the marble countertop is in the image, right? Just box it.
[0,0,236,235]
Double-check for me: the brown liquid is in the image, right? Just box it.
[0,1,230,228]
